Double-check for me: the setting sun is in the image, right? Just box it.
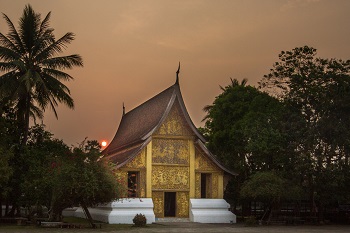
[101,140,107,147]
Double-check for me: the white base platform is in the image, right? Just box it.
[189,199,236,223]
[70,198,235,224]
[74,198,155,224]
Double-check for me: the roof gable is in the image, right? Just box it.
[154,99,194,137]
[103,82,205,156]
[103,85,174,155]
[102,78,234,175]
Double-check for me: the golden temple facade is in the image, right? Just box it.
[103,75,234,218]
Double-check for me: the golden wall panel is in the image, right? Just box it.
[195,149,220,172]
[152,166,189,190]
[152,139,189,165]
[155,102,192,136]
[140,169,146,198]
[124,149,146,168]
[212,173,219,198]
[152,191,164,218]
[177,192,189,218]
[195,173,201,198]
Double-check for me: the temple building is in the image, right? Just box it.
[76,68,236,224]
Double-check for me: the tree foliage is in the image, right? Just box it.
[202,78,303,214]
[241,171,301,203]
[260,46,350,214]
[203,79,300,174]
[0,123,120,225]
[204,47,350,221]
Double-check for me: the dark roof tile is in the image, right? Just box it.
[103,85,175,154]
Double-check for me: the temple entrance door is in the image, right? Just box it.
[164,192,176,217]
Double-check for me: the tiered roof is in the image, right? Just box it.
[103,73,235,175]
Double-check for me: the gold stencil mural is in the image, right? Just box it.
[124,149,146,168]
[140,169,146,198]
[177,192,189,217]
[195,149,220,172]
[155,102,192,136]
[195,173,201,198]
[212,173,219,198]
[152,139,189,164]
[117,149,146,198]
[152,191,164,218]
[152,166,189,190]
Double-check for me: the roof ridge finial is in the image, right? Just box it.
[122,102,125,116]
[176,62,180,84]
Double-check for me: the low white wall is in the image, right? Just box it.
[74,198,155,224]
[189,199,236,223]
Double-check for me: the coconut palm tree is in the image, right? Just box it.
[0,4,83,144]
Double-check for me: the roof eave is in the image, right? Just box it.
[141,88,177,140]
[173,84,207,142]
[195,139,237,176]
[114,137,152,169]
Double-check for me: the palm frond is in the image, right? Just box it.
[32,29,55,58]
[19,4,41,52]
[0,61,17,72]
[202,104,213,122]
[42,68,74,81]
[35,32,76,62]
[2,13,25,54]
[0,70,20,93]
[0,46,21,61]
[0,32,21,54]
[203,104,212,113]
[38,11,52,36]
[42,54,83,69]
[29,101,44,120]
[38,73,74,108]
[241,78,248,86]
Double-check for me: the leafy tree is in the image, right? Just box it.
[0,4,83,145]
[48,139,120,227]
[202,79,302,214]
[241,171,301,222]
[260,46,350,219]
[17,125,120,227]
[0,105,18,216]
[19,125,71,218]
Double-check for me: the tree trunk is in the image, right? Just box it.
[82,204,95,228]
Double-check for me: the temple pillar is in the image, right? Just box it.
[146,141,152,198]
[218,172,224,199]
[189,139,195,198]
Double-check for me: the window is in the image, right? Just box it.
[127,171,139,198]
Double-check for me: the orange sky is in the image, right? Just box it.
[1,0,350,147]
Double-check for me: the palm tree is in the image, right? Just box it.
[219,77,248,91]
[0,4,83,144]
[202,78,248,121]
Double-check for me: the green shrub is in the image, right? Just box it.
[133,213,147,227]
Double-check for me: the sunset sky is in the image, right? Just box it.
[1,0,350,147]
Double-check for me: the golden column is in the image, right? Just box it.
[146,140,152,197]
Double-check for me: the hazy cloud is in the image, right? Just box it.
[280,0,321,11]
